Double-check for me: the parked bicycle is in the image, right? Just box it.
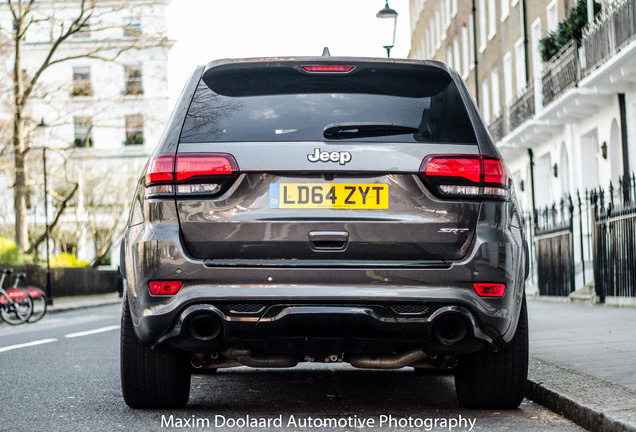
[0,268,33,325]
[11,273,47,323]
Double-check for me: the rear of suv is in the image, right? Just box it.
[120,56,529,409]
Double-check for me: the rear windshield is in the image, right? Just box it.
[179,64,477,144]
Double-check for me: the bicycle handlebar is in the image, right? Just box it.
[2,268,13,275]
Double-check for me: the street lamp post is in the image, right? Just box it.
[376,1,398,58]
[37,119,53,305]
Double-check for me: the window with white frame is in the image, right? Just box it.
[435,9,441,47]
[515,39,526,94]
[482,79,490,123]
[125,114,144,146]
[491,68,500,118]
[469,14,475,66]
[453,36,460,71]
[503,52,513,105]
[488,0,496,39]
[124,16,141,38]
[547,0,558,34]
[501,0,509,21]
[72,66,92,96]
[73,117,93,147]
[124,66,143,95]
[479,0,487,51]
[462,25,469,76]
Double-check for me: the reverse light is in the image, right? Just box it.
[149,281,183,296]
[473,283,506,297]
[419,155,510,199]
[300,64,356,73]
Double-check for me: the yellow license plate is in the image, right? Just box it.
[269,183,388,209]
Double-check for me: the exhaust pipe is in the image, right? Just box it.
[349,348,428,369]
[188,315,222,341]
[433,314,467,345]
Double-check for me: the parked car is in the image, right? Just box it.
[120,55,529,409]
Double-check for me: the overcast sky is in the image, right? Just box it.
[166,0,411,101]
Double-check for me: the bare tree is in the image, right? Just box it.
[1,0,168,250]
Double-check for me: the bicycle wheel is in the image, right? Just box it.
[26,287,47,323]
[0,290,33,325]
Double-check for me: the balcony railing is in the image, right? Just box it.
[509,83,535,132]
[542,39,580,106]
[488,113,505,142]
[583,0,636,75]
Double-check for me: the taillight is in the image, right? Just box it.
[143,153,239,197]
[149,281,183,296]
[419,155,510,199]
[473,283,506,297]
[300,64,356,73]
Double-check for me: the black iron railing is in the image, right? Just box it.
[583,0,636,75]
[590,174,636,301]
[542,39,580,106]
[488,113,505,142]
[533,198,576,297]
[509,83,535,132]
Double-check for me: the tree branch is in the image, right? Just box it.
[26,182,79,255]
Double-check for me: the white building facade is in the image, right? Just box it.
[0,0,172,266]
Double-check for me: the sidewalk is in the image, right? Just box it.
[47,292,122,313]
[526,298,636,432]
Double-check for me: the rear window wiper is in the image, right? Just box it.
[323,123,419,139]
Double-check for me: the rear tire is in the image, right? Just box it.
[0,292,33,325]
[454,296,528,409]
[120,296,191,408]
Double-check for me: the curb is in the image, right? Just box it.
[47,298,122,314]
[526,357,636,432]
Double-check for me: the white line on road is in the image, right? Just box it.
[0,338,58,353]
[65,325,120,339]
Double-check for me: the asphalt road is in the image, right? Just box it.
[0,304,585,432]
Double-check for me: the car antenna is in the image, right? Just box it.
[322,47,331,57]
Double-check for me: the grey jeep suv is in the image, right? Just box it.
[120,56,529,409]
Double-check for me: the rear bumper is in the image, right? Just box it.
[123,209,526,357]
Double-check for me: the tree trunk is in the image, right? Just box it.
[13,17,28,251]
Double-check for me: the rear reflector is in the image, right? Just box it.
[473,283,506,297]
[149,281,183,296]
[419,155,510,199]
[300,64,356,73]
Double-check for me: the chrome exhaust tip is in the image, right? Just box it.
[187,315,222,341]
[433,314,468,345]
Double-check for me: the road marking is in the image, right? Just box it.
[0,338,58,353]
[65,325,120,339]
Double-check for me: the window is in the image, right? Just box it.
[491,68,500,118]
[547,1,558,34]
[124,16,141,38]
[74,117,93,147]
[468,13,475,66]
[515,39,526,94]
[488,0,496,39]
[453,36,460,73]
[481,79,490,123]
[72,66,93,96]
[125,115,144,145]
[501,0,509,21]
[124,66,143,95]
[503,52,513,105]
[479,0,487,51]
[430,18,436,52]
[72,22,90,39]
[435,10,441,47]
